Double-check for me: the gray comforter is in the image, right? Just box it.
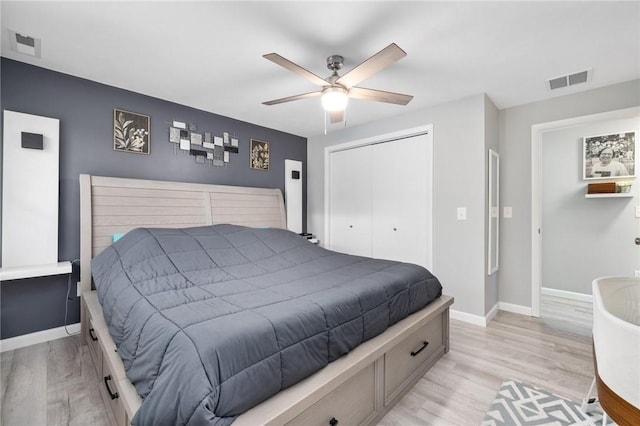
[91,224,442,425]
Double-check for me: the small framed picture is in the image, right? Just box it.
[250,139,269,170]
[114,109,150,154]
[583,131,635,179]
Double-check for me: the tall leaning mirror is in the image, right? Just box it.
[488,149,499,275]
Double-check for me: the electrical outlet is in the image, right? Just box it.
[635,270,640,278]
[504,207,513,218]
[457,207,467,221]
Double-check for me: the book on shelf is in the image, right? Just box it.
[587,182,616,194]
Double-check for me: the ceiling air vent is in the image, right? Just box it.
[546,68,592,91]
[8,29,41,58]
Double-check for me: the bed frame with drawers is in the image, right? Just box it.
[78,174,453,425]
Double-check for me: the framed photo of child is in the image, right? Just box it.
[583,131,635,180]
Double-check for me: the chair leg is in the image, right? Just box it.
[581,377,598,414]
[601,411,608,425]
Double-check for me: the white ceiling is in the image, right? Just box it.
[2,1,639,138]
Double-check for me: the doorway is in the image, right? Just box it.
[531,106,640,318]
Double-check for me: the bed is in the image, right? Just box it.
[79,174,453,426]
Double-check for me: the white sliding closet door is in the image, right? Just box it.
[329,145,373,256]
[327,128,433,270]
[372,134,431,269]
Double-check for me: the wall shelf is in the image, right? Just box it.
[0,261,72,281]
[585,193,634,198]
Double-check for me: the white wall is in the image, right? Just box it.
[308,80,640,318]
[484,96,500,313]
[308,94,495,318]
[542,116,639,295]
[499,79,640,308]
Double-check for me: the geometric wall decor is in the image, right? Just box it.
[168,120,239,167]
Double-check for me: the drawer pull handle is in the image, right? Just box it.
[410,341,429,357]
[89,328,98,341]
[103,375,119,400]
[329,417,339,426]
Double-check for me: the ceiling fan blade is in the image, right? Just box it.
[263,53,328,87]
[329,110,344,123]
[348,87,413,105]
[336,43,407,89]
[263,91,321,106]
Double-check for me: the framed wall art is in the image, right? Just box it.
[250,139,269,170]
[583,131,635,180]
[114,108,150,155]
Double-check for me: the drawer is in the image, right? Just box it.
[85,318,102,379]
[100,356,127,426]
[286,363,377,426]
[384,313,443,404]
[96,323,127,382]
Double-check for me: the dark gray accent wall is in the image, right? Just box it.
[0,58,307,339]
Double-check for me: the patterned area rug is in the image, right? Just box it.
[482,379,608,426]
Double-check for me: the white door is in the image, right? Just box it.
[329,145,373,256]
[371,134,432,269]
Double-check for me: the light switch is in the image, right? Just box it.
[635,206,640,218]
[457,207,467,221]
[504,207,513,218]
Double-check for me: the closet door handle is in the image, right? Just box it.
[89,328,98,341]
[329,417,339,426]
[349,225,353,228]
[410,341,429,356]
[103,375,119,400]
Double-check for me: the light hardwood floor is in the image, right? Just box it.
[379,295,593,425]
[1,333,111,426]
[1,295,592,426]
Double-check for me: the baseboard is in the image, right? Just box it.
[0,323,80,353]
[498,302,532,316]
[541,287,592,303]
[486,302,499,324]
[450,304,499,328]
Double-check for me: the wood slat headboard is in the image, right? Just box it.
[79,174,287,294]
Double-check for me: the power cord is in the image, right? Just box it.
[65,259,81,336]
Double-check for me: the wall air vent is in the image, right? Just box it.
[546,68,592,91]
[8,29,41,58]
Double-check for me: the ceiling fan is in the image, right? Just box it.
[262,43,413,124]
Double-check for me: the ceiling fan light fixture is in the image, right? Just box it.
[321,87,349,111]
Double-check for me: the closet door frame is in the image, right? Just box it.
[324,124,434,267]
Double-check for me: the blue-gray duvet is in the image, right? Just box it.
[91,224,442,425]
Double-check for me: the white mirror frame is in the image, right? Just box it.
[488,149,499,275]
